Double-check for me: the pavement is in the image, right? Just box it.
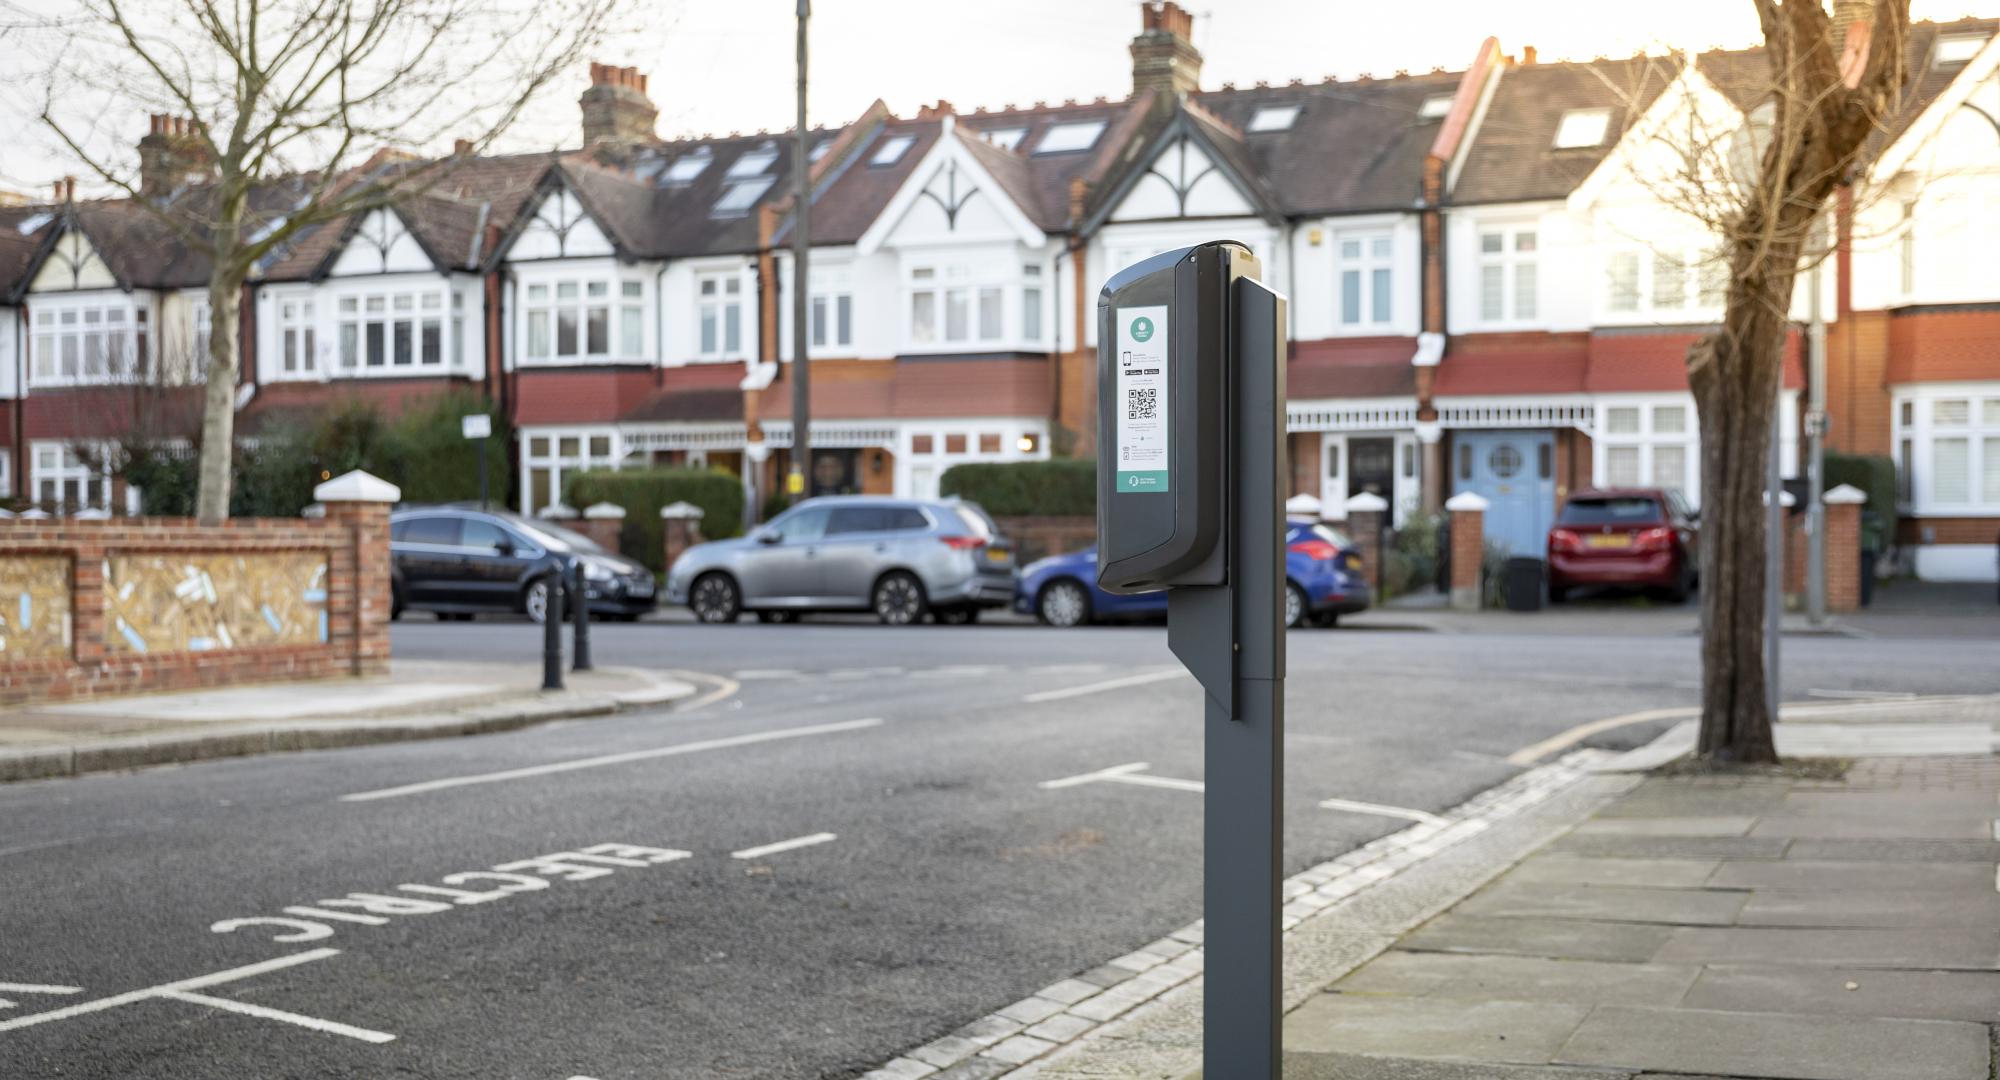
[0,658,699,782]
[2,618,1998,1078]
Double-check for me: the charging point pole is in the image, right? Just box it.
[1096,242,1286,1077]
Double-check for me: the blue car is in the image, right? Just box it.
[1014,520,1373,628]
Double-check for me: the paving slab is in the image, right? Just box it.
[1397,914,1674,963]
[1553,1004,1989,1080]
[1783,837,2000,862]
[1282,995,1590,1065]
[1654,926,2000,969]
[1454,880,1747,926]
[1334,951,1700,1006]
[1596,791,1791,818]
[1683,964,2000,1023]
[1573,815,1757,837]
[1546,834,1791,860]
[1737,887,2000,928]
[1748,814,1995,840]
[1706,858,1996,892]
[1503,854,1721,889]
[1271,1051,1627,1080]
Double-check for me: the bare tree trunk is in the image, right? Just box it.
[1688,257,1795,765]
[195,262,242,524]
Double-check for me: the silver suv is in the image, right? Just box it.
[665,496,1015,625]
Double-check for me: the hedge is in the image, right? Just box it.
[939,459,1096,517]
[564,467,745,573]
[1825,452,1897,551]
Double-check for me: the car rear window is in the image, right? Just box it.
[952,505,996,536]
[397,516,461,546]
[1559,497,1663,526]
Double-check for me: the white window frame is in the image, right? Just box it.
[1892,383,2000,515]
[1595,397,1698,503]
[1335,231,1395,331]
[278,297,317,376]
[31,440,117,513]
[0,448,12,499]
[1475,223,1539,326]
[334,284,453,375]
[903,261,1015,352]
[518,273,645,366]
[1553,108,1612,149]
[28,294,151,388]
[695,270,747,361]
[1600,242,1726,322]
[519,427,626,515]
[900,420,1050,499]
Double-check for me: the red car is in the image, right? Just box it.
[1547,488,1699,603]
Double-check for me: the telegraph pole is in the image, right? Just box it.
[788,0,812,504]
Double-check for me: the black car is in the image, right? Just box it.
[389,506,656,623]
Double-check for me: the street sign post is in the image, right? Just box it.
[1095,240,1287,1078]
[462,413,494,510]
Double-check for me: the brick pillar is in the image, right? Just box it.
[660,501,707,573]
[315,469,401,677]
[1824,484,1866,613]
[1344,491,1389,596]
[1445,491,1487,611]
[580,502,625,554]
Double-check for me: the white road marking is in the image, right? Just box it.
[1039,762,1205,794]
[908,665,1001,679]
[731,669,801,680]
[0,983,81,1010]
[338,718,886,802]
[731,832,838,860]
[1808,688,1919,700]
[1022,669,1188,703]
[1028,664,1109,675]
[666,670,742,713]
[0,949,343,1035]
[156,990,396,1043]
[0,837,88,860]
[1317,797,1449,827]
[1506,707,1701,765]
[828,667,904,681]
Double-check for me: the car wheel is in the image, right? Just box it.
[1284,582,1308,629]
[690,573,742,624]
[873,572,927,626]
[1548,584,1568,604]
[390,586,404,622]
[1310,611,1339,629]
[523,578,553,625]
[1663,563,1695,605]
[1037,580,1092,628]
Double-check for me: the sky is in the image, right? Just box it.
[0,0,1987,194]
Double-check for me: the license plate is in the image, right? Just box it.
[1586,534,1633,549]
[1342,554,1363,571]
[986,548,1010,563]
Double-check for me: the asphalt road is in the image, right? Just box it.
[3,616,1997,1079]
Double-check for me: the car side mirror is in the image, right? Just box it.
[755,529,782,545]
[493,538,515,556]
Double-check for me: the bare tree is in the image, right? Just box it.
[28,0,618,522]
[1679,0,1911,762]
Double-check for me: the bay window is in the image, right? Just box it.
[905,261,1023,350]
[32,442,113,512]
[1598,401,1696,498]
[30,297,149,386]
[1477,226,1537,323]
[337,288,449,372]
[522,276,645,363]
[1895,389,2000,512]
[1603,244,1728,320]
[521,429,622,515]
[697,272,745,359]
[803,267,853,351]
[1337,233,1393,328]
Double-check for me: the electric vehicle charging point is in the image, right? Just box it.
[1097,240,1287,1078]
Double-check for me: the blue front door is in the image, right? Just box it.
[1455,431,1556,557]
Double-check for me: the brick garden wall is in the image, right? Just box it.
[0,503,390,707]
[995,515,1097,564]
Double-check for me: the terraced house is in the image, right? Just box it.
[3,2,1997,581]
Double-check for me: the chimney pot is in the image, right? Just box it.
[1130,0,1203,97]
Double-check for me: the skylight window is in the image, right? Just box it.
[810,139,832,162]
[712,176,775,217]
[664,148,712,184]
[982,127,1027,151]
[1552,107,1612,149]
[727,143,779,178]
[871,134,916,167]
[1034,120,1106,155]
[16,212,52,235]
[1419,94,1454,120]
[1247,104,1301,132]
[1934,33,1989,68]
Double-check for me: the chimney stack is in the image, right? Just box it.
[1521,45,1538,65]
[1131,1,1203,98]
[138,114,215,198]
[580,62,659,144]
[1832,0,1874,39]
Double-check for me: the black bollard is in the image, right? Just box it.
[571,560,593,672]
[541,572,564,691]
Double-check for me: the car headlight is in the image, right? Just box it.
[581,560,614,582]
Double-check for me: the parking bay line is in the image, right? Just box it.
[338,718,886,803]
[1022,669,1188,704]
[731,832,837,860]
[0,948,392,1042]
[1042,762,1446,823]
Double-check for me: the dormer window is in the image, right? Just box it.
[727,143,779,178]
[1419,94,1454,120]
[1034,120,1105,155]
[664,148,712,184]
[982,127,1027,151]
[871,134,915,166]
[712,176,775,217]
[1934,33,1989,68]
[1552,107,1612,149]
[1248,104,1300,132]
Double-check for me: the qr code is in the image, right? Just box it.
[1127,387,1158,421]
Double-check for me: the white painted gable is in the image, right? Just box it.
[327,208,436,276]
[31,228,116,292]
[1110,135,1253,222]
[884,158,1021,246]
[507,188,615,262]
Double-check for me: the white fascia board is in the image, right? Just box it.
[856,128,1045,256]
[1870,32,2000,183]
[1568,64,1740,214]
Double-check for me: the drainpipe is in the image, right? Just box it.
[654,260,668,389]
